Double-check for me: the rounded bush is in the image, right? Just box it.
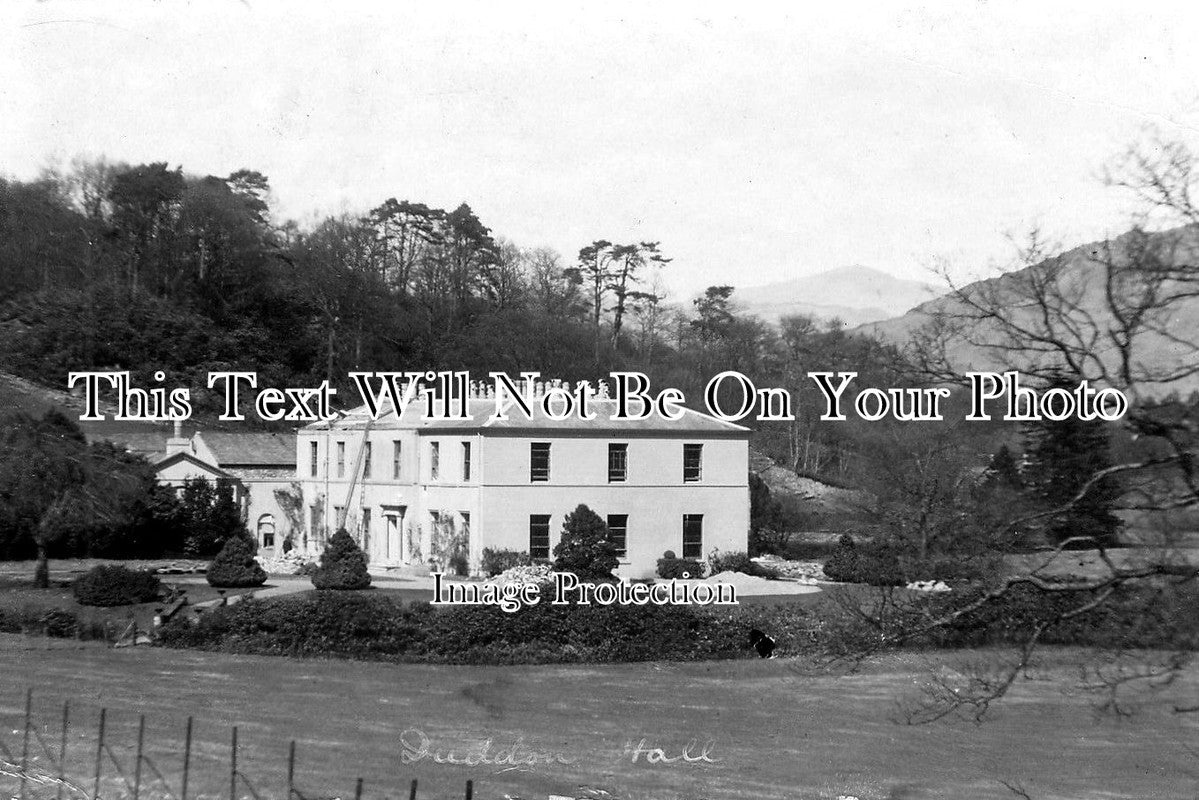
[311,528,372,590]
[73,565,161,607]
[206,533,268,588]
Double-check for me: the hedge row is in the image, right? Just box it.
[156,593,818,664]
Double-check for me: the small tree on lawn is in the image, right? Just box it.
[206,531,267,588]
[311,527,372,590]
[553,504,619,580]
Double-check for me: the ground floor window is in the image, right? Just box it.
[682,514,703,559]
[529,514,551,559]
[607,514,628,558]
[257,513,275,548]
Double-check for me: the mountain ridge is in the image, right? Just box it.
[735,264,937,326]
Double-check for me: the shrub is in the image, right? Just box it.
[481,547,532,577]
[156,591,819,664]
[311,528,372,590]
[206,533,268,588]
[708,549,779,579]
[657,551,703,579]
[552,504,619,580]
[854,538,906,587]
[73,565,161,607]
[822,534,860,582]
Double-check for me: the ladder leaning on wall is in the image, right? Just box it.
[335,413,376,540]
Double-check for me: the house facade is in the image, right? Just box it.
[295,385,751,578]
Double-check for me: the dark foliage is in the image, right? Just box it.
[656,551,704,579]
[311,528,372,590]
[480,547,532,577]
[1022,376,1123,548]
[157,591,817,664]
[822,534,861,582]
[206,532,267,588]
[822,534,907,586]
[178,478,244,557]
[552,504,619,580]
[72,564,161,607]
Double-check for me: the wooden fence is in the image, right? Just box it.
[0,689,476,800]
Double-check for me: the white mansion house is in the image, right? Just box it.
[295,381,751,578]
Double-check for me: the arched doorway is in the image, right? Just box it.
[257,513,277,553]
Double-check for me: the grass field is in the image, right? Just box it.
[0,636,1195,800]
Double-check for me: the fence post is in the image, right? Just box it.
[354,777,363,800]
[19,688,32,800]
[408,778,417,800]
[182,717,193,800]
[134,714,145,800]
[93,708,106,800]
[57,701,69,800]
[230,726,238,800]
[464,778,473,800]
[287,741,295,800]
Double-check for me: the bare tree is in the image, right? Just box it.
[852,136,1199,720]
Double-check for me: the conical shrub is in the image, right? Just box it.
[311,528,372,590]
[206,533,267,588]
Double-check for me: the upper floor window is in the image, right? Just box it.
[430,441,440,480]
[607,513,628,558]
[608,443,628,482]
[462,442,472,481]
[309,441,319,478]
[392,440,402,480]
[336,441,346,478]
[683,443,703,482]
[530,442,551,482]
[363,442,372,479]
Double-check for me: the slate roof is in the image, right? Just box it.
[197,432,296,467]
[305,397,750,437]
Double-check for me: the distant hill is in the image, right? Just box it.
[735,265,938,326]
[858,226,1199,398]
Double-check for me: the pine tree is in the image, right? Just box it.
[311,528,372,590]
[206,531,267,588]
[1022,378,1122,549]
[552,504,619,580]
[984,444,1023,491]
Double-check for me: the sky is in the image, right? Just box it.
[3,0,1199,300]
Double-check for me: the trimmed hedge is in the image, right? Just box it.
[73,565,161,607]
[157,591,817,664]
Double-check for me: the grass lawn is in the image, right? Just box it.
[0,637,1195,800]
[0,562,266,634]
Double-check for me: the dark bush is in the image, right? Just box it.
[926,581,1199,650]
[552,504,619,580]
[657,551,704,579]
[783,538,842,561]
[854,538,906,587]
[481,548,531,577]
[206,533,267,588]
[822,534,860,582]
[708,550,779,579]
[311,528,372,590]
[156,590,818,664]
[73,565,161,607]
